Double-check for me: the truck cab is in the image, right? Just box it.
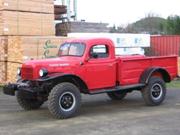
[3,38,178,119]
[20,38,117,90]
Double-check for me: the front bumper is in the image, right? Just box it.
[3,83,17,96]
[3,83,36,98]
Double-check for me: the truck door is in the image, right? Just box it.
[84,44,116,90]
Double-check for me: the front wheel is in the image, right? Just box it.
[16,91,44,110]
[48,82,81,119]
[141,77,166,106]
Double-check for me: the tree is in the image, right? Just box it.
[166,15,180,35]
[109,24,117,33]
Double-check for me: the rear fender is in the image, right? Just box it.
[140,67,171,84]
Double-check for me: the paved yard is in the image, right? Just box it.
[0,88,180,135]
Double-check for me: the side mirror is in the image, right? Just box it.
[85,57,91,62]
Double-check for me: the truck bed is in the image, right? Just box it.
[116,55,178,85]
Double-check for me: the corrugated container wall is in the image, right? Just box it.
[150,36,180,56]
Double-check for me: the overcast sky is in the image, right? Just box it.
[77,0,180,26]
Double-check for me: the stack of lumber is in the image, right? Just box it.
[0,37,6,61]
[0,0,55,36]
[0,0,54,13]
[0,37,7,84]
[54,5,67,20]
[56,22,109,36]
[0,11,55,35]
[21,36,70,59]
[6,36,23,82]
[0,36,23,83]
[0,61,6,84]
[0,1,58,83]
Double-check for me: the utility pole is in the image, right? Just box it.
[73,0,77,21]
[67,0,71,21]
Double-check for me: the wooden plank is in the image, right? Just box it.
[54,5,67,14]
[20,36,70,59]
[0,11,55,36]
[0,61,6,84]
[0,0,54,13]
[0,36,7,83]
[0,36,6,61]
[5,36,23,83]
[56,22,109,36]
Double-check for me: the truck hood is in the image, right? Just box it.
[23,57,82,67]
[21,57,83,80]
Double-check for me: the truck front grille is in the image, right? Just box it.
[21,67,34,80]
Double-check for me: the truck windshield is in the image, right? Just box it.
[58,43,85,57]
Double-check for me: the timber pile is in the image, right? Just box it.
[6,36,23,82]
[0,37,7,84]
[0,11,55,36]
[0,0,59,83]
[0,37,6,61]
[0,0,55,36]
[20,36,70,59]
[0,36,23,83]
[56,22,109,36]
[0,0,54,13]
[54,5,67,20]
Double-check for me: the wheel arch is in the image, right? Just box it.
[140,67,171,84]
[38,74,89,94]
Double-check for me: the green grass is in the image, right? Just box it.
[167,79,180,89]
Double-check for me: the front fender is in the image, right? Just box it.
[36,73,89,93]
[36,73,67,82]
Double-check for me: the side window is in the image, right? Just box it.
[90,45,109,58]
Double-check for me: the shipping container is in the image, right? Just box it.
[150,35,180,56]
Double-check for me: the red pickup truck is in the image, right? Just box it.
[3,38,178,119]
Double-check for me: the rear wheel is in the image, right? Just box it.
[48,82,81,119]
[107,91,127,100]
[141,76,166,106]
[16,91,44,110]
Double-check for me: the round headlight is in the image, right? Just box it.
[39,69,48,77]
[17,68,21,75]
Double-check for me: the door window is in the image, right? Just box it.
[90,45,109,58]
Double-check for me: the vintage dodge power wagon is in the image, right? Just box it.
[3,38,178,119]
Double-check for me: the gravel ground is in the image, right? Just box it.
[0,88,180,135]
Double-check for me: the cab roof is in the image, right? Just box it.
[64,38,114,46]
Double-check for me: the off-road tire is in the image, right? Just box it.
[16,91,44,110]
[107,91,127,100]
[141,76,166,106]
[48,82,81,119]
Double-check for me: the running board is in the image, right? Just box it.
[89,83,145,95]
